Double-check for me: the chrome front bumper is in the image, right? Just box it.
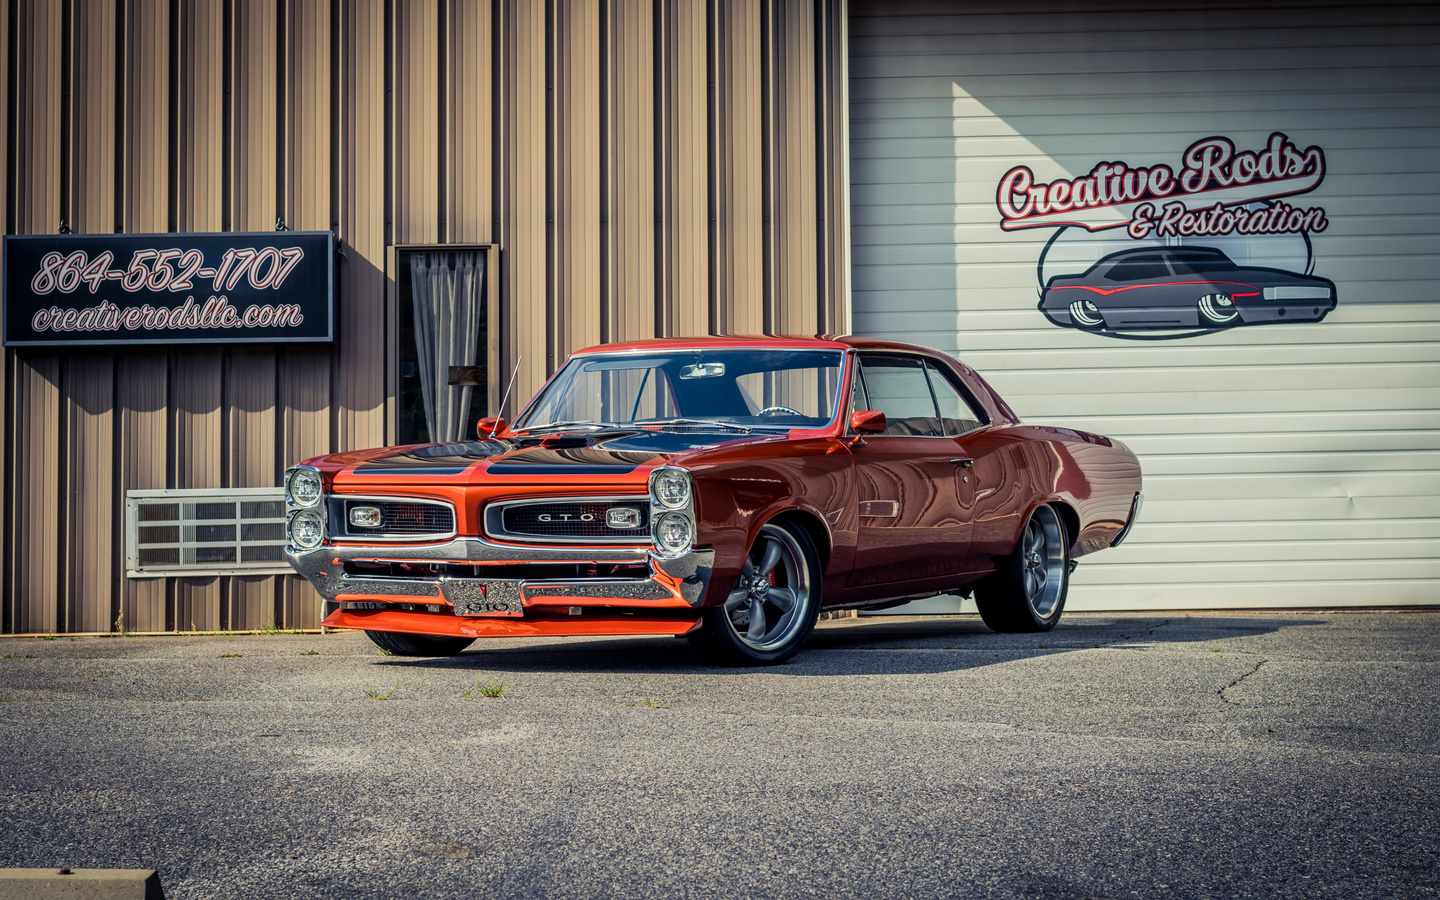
[284,538,714,614]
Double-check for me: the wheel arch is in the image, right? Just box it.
[1047,499,1081,555]
[762,508,832,573]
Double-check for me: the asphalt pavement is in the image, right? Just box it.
[0,611,1436,900]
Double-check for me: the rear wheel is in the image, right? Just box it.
[689,522,821,665]
[975,504,1069,633]
[365,630,475,657]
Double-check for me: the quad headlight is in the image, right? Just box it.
[650,467,692,509]
[653,513,695,554]
[284,465,327,550]
[649,466,695,557]
[288,509,325,550]
[286,466,323,507]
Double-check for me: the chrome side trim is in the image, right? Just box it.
[483,495,651,545]
[1110,492,1144,547]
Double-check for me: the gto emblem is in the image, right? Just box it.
[538,513,595,522]
[606,507,641,529]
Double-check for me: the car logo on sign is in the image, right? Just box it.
[606,507,641,529]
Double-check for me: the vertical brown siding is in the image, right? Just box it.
[656,0,709,339]
[335,0,385,453]
[173,0,226,631]
[1,0,848,633]
[10,0,61,632]
[604,0,654,344]
[279,0,334,629]
[447,0,492,245]
[63,1,117,632]
[713,0,764,335]
[224,1,280,630]
[769,0,817,335]
[553,0,600,363]
[0,0,8,632]
[117,0,172,633]
[499,0,548,413]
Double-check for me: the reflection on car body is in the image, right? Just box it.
[284,337,1143,664]
[1040,246,1337,332]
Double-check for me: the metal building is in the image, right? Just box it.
[1,0,850,634]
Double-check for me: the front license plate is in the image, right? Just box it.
[439,578,524,617]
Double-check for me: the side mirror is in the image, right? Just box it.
[477,416,507,439]
[850,410,886,434]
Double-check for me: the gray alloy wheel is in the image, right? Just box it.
[1198,292,1239,325]
[690,521,821,665]
[364,630,475,657]
[1068,298,1105,328]
[975,504,1069,633]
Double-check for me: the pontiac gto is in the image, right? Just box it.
[284,336,1142,664]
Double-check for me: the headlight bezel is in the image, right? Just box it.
[288,509,326,550]
[650,467,692,510]
[284,465,328,551]
[648,466,695,558]
[286,466,324,508]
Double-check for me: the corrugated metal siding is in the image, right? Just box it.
[2,0,848,634]
[850,0,1440,609]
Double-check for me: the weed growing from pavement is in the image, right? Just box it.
[633,697,669,709]
[43,636,57,641]
[463,681,506,699]
[216,653,243,658]
[366,684,399,700]
[0,696,8,702]
[299,650,320,656]
[2,654,36,659]
[114,612,129,637]
[376,648,394,656]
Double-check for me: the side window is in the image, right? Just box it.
[1103,255,1171,282]
[857,356,941,437]
[924,361,986,435]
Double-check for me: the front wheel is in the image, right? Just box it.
[688,521,821,665]
[365,630,475,657]
[975,504,1069,633]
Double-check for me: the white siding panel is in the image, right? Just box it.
[851,1,1440,610]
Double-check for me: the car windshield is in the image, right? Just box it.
[514,348,846,432]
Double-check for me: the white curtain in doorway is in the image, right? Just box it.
[409,250,484,443]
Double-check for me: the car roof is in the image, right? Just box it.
[570,335,951,356]
[1101,246,1228,263]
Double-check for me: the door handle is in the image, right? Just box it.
[949,457,974,468]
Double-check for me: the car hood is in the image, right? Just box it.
[329,428,780,484]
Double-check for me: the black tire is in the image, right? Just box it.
[975,504,1069,633]
[365,630,475,657]
[688,521,822,666]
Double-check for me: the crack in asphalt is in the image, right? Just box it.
[1219,659,1268,704]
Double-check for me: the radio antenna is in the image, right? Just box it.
[491,355,522,438]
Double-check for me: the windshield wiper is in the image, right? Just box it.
[517,420,629,434]
[644,418,753,433]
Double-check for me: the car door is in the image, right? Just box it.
[845,354,972,588]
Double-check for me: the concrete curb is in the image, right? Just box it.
[0,869,164,899]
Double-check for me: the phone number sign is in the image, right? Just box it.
[2,231,335,347]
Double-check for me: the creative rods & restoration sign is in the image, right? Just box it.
[2,231,335,347]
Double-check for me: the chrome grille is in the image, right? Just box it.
[329,497,456,541]
[487,497,650,544]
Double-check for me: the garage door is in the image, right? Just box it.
[850,1,1440,609]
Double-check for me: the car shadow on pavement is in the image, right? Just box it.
[374,614,1327,677]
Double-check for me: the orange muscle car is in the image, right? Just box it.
[284,336,1143,664]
